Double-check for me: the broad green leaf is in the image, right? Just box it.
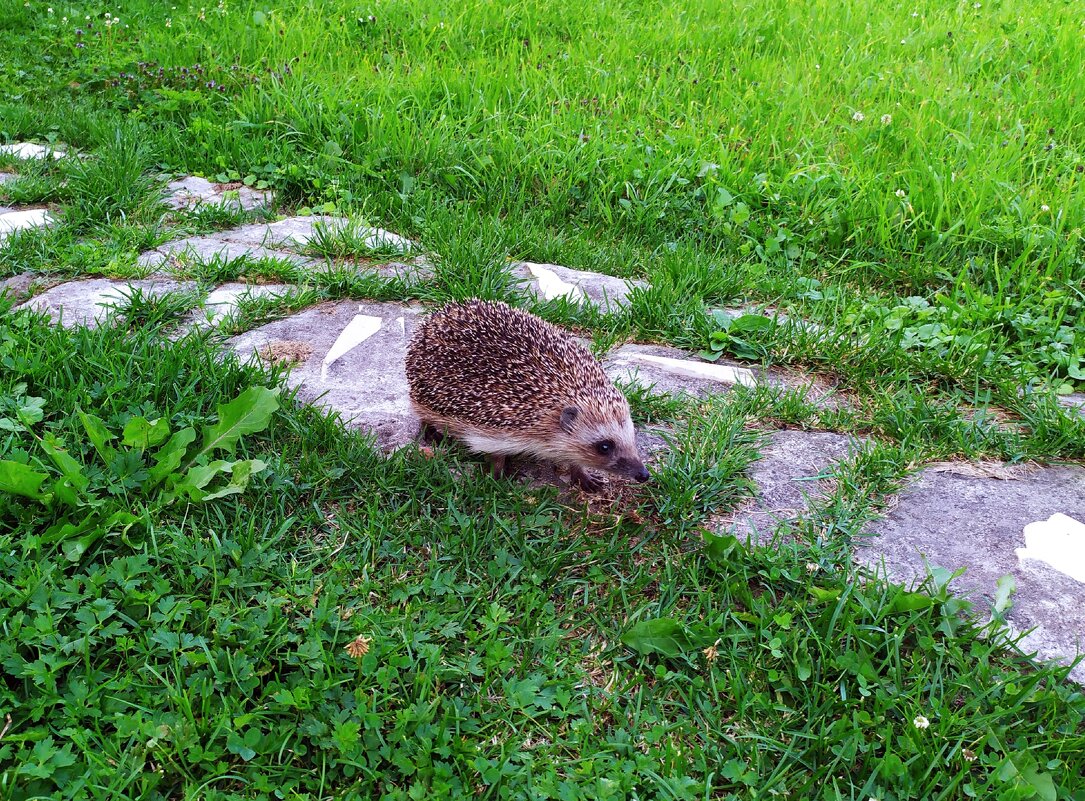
[622,618,704,658]
[174,459,234,501]
[887,590,935,615]
[992,574,1016,619]
[78,410,116,464]
[197,386,280,459]
[40,434,89,492]
[1020,765,1056,801]
[703,532,742,563]
[149,428,196,484]
[0,460,50,500]
[199,459,267,501]
[62,530,106,562]
[122,416,170,452]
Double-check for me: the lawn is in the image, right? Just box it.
[1,0,1084,799]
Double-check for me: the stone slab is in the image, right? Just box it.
[715,430,863,542]
[511,261,644,312]
[0,143,65,160]
[0,272,65,303]
[0,208,53,239]
[604,343,847,407]
[138,236,310,270]
[1059,393,1085,418]
[164,176,273,212]
[186,282,293,329]
[17,278,197,328]
[860,464,1085,683]
[228,300,424,450]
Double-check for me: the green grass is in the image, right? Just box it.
[1,0,1085,798]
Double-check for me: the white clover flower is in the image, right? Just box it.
[805,562,820,573]
[1041,204,1050,212]
[895,189,907,198]
[47,7,53,12]
[913,715,930,729]
[882,114,893,125]
[853,111,865,122]
[165,17,171,26]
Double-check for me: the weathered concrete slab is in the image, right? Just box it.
[0,208,53,239]
[229,300,424,450]
[603,343,847,407]
[164,176,273,212]
[1059,393,1085,418]
[17,278,197,327]
[511,261,644,311]
[139,236,307,270]
[0,272,64,302]
[0,142,65,160]
[605,344,760,393]
[185,282,293,329]
[860,464,1085,683]
[714,430,864,542]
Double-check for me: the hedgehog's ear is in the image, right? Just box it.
[559,405,580,434]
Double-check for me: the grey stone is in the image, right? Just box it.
[163,176,273,212]
[604,343,847,407]
[0,143,66,160]
[17,278,197,327]
[0,171,17,185]
[184,282,293,330]
[0,208,53,239]
[860,464,1085,683]
[511,261,644,311]
[138,235,310,270]
[715,430,864,543]
[228,300,424,450]
[1059,393,1085,418]
[1,272,67,302]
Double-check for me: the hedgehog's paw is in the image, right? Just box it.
[570,465,604,493]
[420,423,447,445]
[489,453,510,479]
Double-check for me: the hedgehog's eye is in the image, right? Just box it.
[594,440,615,456]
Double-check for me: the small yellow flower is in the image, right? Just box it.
[913,714,930,729]
[345,635,372,658]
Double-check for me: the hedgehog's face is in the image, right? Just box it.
[557,404,650,483]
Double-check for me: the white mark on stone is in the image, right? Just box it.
[0,208,53,237]
[527,264,587,302]
[620,352,758,387]
[1016,513,1085,584]
[321,310,383,380]
[395,316,405,337]
[0,142,65,160]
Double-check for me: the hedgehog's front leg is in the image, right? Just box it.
[489,454,509,479]
[570,464,604,493]
[420,423,447,445]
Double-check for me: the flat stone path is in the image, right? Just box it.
[3,141,1083,682]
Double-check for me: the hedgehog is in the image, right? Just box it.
[405,299,650,491]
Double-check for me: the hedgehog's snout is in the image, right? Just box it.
[610,455,650,483]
